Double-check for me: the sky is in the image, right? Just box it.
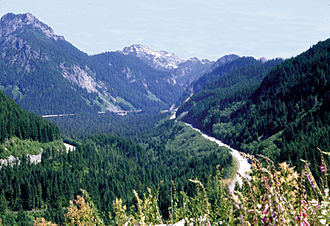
[0,0,329,60]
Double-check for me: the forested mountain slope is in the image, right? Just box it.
[89,52,181,111]
[189,54,241,94]
[0,13,97,114]
[228,39,330,173]
[177,57,282,129]
[0,90,60,143]
[179,38,329,175]
[0,13,185,115]
[176,54,240,104]
[0,122,233,224]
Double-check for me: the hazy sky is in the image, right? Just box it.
[0,0,329,60]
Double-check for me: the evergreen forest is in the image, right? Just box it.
[0,12,329,225]
[179,39,330,177]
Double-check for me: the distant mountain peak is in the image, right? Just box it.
[259,57,268,63]
[121,44,216,88]
[205,54,240,71]
[216,54,240,64]
[0,12,64,41]
[123,44,179,59]
[122,44,183,70]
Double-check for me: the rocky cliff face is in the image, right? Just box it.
[0,13,58,72]
[0,12,64,41]
[59,63,104,94]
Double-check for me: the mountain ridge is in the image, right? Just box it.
[120,44,216,88]
[122,44,184,70]
[0,13,193,115]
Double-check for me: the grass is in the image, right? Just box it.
[0,137,65,159]
[222,156,239,187]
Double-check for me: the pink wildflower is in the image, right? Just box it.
[320,162,327,174]
[306,172,316,190]
[299,211,307,218]
[262,205,268,214]
[261,217,269,224]
[302,218,310,226]
[279,204,284,212]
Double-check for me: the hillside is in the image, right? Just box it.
[0,13,97,114]
[179,38,330,175]
[188,54,241,94]
[177,57,282,129]
[176,54,240,105]
[0,120,233,224]
[0,70,234,224]
[0,90,60,143]
[89,52,181,111]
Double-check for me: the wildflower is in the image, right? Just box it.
[321,210,327,216]
[306,172,316,190]
[279,162,290,173]
[300,211,307,219]
[309,199,318,206]
[262,204,268,215]
[320,162,327,175]
[320,152,328,175]
[279,203,284,212]
[319,219,326,225]
[261,217,269,224]
[289,171,299,181]
[257,204,262,209]
[302,218,310,226]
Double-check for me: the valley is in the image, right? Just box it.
[0,12,328,225]
[184,122,251,193]
[170,108,251,193]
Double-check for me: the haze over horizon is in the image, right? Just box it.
[0,0,329,60]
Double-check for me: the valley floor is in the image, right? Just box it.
[183,122,251,192]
